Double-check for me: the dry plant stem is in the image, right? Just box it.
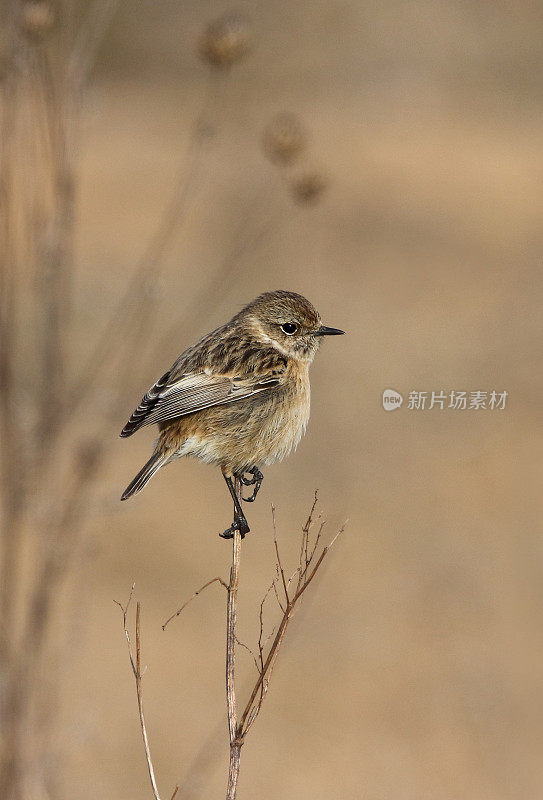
[225,477,243,800]
[116,590,178,800]
[135,603,161,800]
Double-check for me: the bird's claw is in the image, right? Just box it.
[242,483,261,502]
[219,517,250,540]
[238,467,264,502]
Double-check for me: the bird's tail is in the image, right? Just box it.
[121,451,167,501]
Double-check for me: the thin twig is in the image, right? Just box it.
[298,490,319,587]
[258,579,277,674]
[271,505,289,604]
[116,589,178,800]
[307,519,326,566]
[271,577,286,614]
[162,576,228,630]
[234,634,260,673]
[134,602,164,800]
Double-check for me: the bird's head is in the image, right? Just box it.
[239,290,345,362]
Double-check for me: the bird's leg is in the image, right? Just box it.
[220,474,250,539]
[238,466,264,503]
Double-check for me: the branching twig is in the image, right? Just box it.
[236,503,345,741]
[234,635,260,674]
[225,495,344,795]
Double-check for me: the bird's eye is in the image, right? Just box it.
[281,322,298,335]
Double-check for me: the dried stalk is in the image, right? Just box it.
[116,587,178,800]
[225,476,243,800]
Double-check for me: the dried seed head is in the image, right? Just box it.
[291,171,329,205]
[263,114,307,165]
[20,0,55,38]
[199,14,251,69]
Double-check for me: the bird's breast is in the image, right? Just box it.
[256,365,310,466]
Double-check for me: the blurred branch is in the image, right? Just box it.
[69,0,120,89]
[0,439,100,799]
[34,45,75,449]
[67,69,224,419]
[21,441,101,663]
[0,62,28,641]
[146,196,284,374]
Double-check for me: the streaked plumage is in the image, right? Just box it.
[120,290,344,537]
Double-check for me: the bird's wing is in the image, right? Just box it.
[120,369,282,437]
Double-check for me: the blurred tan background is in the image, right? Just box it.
[2,1,543,798]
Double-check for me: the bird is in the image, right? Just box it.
[120,290,344,539]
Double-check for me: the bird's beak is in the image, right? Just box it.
[314,325,345,336]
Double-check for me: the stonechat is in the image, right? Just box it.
[120,290,344,538]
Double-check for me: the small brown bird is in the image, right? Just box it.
[120,290,344,538]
